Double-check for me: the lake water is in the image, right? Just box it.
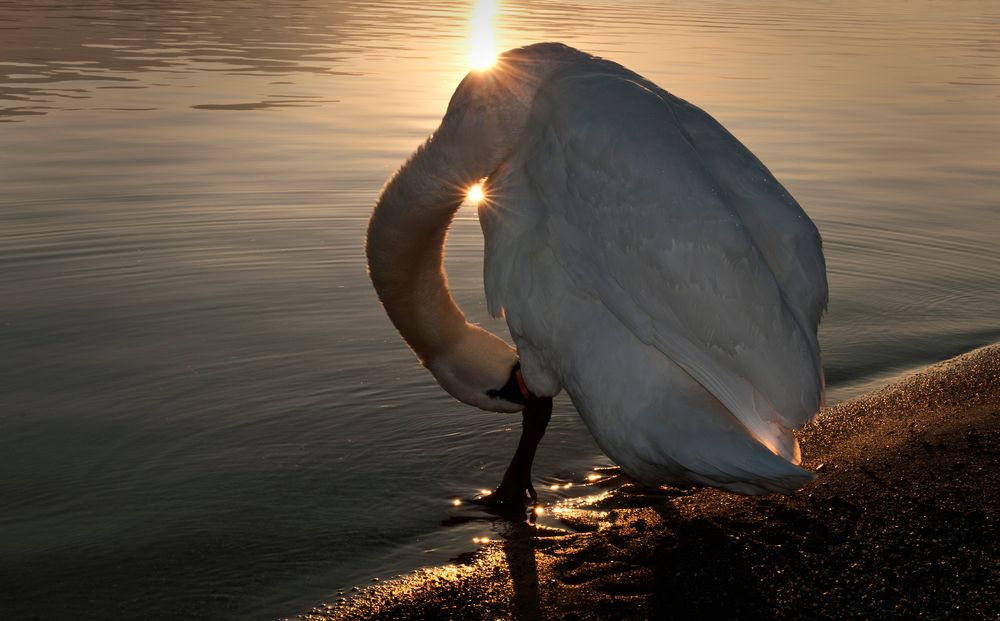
[1,1,998,619]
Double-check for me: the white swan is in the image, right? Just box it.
[367,43,827,508]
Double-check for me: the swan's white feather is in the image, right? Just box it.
[480,56,827,492]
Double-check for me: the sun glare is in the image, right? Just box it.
[467,182,486,204]
[468,0,498,70]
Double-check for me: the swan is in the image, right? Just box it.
[366,43,827,510]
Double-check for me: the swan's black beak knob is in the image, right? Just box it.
[487,362,534,405]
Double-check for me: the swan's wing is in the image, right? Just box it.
[659,84,828,344]
[484,70,826,460]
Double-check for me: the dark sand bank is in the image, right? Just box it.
[301,345,999,620]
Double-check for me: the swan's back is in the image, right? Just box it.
[480,46,827,494]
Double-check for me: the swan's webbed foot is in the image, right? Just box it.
[472,477,536,517]
[472,395,552,518]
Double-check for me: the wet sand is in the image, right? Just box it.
[300,345,999,620]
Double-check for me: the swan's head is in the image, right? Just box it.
[425,324,524,413]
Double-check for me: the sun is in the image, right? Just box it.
[468,0,498,70]
[467,182,486,204]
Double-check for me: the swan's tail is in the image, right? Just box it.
[672,434,814,495]
[564,330,816,496]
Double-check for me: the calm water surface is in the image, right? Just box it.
[2,1,998,619]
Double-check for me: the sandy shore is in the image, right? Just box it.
[300,345,999,620]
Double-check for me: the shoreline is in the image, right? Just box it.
[300,345,999,620]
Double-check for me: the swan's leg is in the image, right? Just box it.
[484,396,552,513]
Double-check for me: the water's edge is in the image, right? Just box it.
[296,343,1000,621]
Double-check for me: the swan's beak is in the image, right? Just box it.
[487,363,532,406]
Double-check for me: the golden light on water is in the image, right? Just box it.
[467,182,486,204]
[468,0,498,70]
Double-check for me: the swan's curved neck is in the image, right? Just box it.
[366,135,469,361]
[366,132,519,411]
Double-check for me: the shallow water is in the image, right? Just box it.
[1,1,998,619]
